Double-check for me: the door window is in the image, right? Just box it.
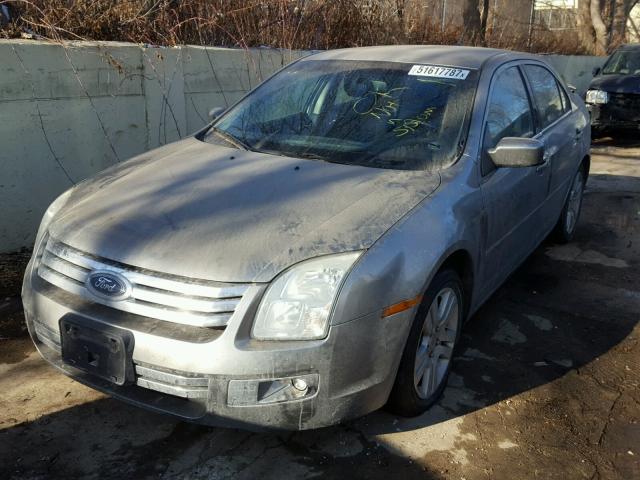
[523,65,566,129]
[482,66,534,175]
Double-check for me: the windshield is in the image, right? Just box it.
[203,59,478,171]
[602,50,640,75]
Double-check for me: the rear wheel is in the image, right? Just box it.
[553,166,586,244]
[387,269,463,416]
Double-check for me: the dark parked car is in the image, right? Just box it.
[586,44,640,135]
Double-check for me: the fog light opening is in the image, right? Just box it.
[292,378,308,392]
[228,374,319,406]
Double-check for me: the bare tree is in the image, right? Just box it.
[591,0,609,54]
[611,0,637,47]
[395,0,405,21]
[578,0,639,54]
[479,0,490,39]
[462,0,483,43]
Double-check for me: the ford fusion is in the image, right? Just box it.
[23,46,590,430]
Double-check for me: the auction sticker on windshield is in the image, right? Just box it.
[408,65,470,80]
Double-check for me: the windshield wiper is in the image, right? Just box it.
[211,127,252,151]
[297,151,328,161]
[297,151,346,165]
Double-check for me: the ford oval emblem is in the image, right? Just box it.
[86,270,131,301]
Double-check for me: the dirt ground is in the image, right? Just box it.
[0,139,638,480]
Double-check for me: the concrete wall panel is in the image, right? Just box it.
[0,94,147,250]
[543,54,605,96]
[0,41,142,102]
[142,47,186,149]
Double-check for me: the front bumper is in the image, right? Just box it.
[588,95,640,130]
[22,257,414,430]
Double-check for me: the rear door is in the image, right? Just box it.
[521,63,581,224]
[478,63,551,296]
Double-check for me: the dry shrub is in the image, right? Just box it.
[1,0,404,48]
[0,0,590,54]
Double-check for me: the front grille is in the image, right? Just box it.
[609,92,640,110]
[37,237,249,328]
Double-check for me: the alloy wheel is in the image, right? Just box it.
[413,287,460,399]
[565,170,585,234]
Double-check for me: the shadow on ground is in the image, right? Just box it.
[592,130,640,149]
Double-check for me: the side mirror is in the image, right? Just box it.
[488,137,545,168]
[567,84,577,93]
[208,106,225,121]
[592,66,601,76]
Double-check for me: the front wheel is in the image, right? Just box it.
[386,269,463,417]
[553,167,586,243]
[591,126,606,139]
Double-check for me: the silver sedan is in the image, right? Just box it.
[22,45,590,430]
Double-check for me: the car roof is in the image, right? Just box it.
[301,45,539,70]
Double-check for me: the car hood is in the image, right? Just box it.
[50,137,440,283]
[589,74,640,94]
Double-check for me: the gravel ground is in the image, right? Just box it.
[0,140,638,480]
[0,249,30,339]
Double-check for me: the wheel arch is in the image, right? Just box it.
[430,248,475,320]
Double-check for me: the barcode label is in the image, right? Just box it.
[408,65,470,80]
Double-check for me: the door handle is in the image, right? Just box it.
[575,128,583,142]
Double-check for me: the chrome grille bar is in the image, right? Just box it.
[38,237,249,328]
[135,364,209,398]
[34,320,62,352]
[46,241,247,298]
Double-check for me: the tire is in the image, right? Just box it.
[386,269,464,417]
[552,165,586,244]
[591,126,605,139]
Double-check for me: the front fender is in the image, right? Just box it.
[331,172,484,327]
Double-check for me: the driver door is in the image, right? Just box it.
[479,64,551,297]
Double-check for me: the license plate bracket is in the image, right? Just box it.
[59,315,135,386]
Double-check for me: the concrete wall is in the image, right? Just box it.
[0,40,305,252]
[543,54,605,96]
[0,40,605,253]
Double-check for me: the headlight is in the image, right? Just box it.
[33,189,73,249]
[252,252,362,340]
[586,90,609,105]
